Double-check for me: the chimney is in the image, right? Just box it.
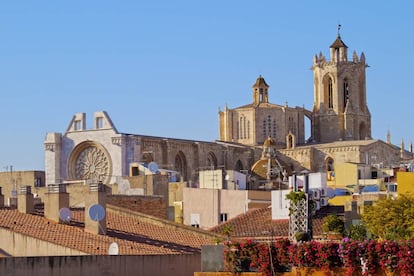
[17,186,34,214]
[44,184,69,222]
[85,182,106,235]
[0,187,4,207]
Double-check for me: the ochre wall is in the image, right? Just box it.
[396,171,414,196]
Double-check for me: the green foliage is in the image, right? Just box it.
[221,224,233,241]
[285,190,307,215]
[295,231,310,242]
[322,214,345,234]
[285,190,306,204]
[362,194,414,240]
[348,223,367,241]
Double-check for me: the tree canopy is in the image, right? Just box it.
[362,194,414,240]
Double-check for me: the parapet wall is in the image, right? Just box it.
[0,254,201,276]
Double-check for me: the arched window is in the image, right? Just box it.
[239,115,248,139]
[235,160,243,172]
[267,115,272,137]
[272,119,277,138]
[343,78,349,108]
[328,78,333,108]
[359,122,367,140]
[247,121,250,139]
[326,158,334,171]
[174,151,187,181]
[207,152,218,169]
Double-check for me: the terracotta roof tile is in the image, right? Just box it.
[210,207,329,240]
[0,206,219,255]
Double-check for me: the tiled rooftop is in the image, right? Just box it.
[0,204,219,256]
[210,207,328,240]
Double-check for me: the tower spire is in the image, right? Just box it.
[338,23,342,36]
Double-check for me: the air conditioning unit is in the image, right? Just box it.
[315,201,321,210]
[320,197,328,206]
[312,189,320,200]
[320,187,327,197]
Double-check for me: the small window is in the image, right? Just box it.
[74,120,82,131]
[34,177,43,187]
[131,166,139,176]
[190,213,200,228]
[220,213,228,223]
[96,117,104,129]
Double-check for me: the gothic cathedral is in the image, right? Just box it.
[219,31,372,148]
[312,33,371,143]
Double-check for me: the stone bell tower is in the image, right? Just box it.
[312,27,371,143]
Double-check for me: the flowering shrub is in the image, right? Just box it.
[224,238,414,275]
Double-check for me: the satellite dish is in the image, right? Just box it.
[59,207,72,222]
[108,242,119,255]
[148,162,159,173]
[88,204,106,221]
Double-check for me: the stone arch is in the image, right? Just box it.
[142,152,154,163]
[67,141,113,184]
[174,151,188,181]
[342,75,351,110]
[234,160,244,172]
[325,157,334,171]
[325,156,335,181]
[323,74,335,109]
[359,122,367,140]
[207,152,218,169]
[286,132,296,149]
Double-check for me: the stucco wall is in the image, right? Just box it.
[396,171,414,195]
[183,188,247,229]
[0,228,87,257]
[0,254,201,276]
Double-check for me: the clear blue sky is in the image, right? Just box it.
[0,1,413,171]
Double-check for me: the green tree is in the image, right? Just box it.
[348,223,367,241]
[362,194,414,240]
[322,214,345,234]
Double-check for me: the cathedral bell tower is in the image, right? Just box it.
[252,75,269,105]
[312,27,371,143]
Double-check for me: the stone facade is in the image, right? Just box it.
[0,170,45,207]
[44,33,402,191]
[219,76,307,147]
[45,111,261,188]
[312,34,371,143]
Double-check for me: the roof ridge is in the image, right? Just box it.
[107,204,222,239]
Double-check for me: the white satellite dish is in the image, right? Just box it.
[59,207,72,222]
[108,242,119,255]
[148,162,159,173]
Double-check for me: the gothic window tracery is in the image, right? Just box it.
[239,115,249,140]
[68,141,112,184]
[343,78,349,108]
[174,151,187,181]
[328,78,333,108]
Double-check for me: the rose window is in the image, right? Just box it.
[75,146,110,182]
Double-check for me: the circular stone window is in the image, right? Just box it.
[68,141,112,184]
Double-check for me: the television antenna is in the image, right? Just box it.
[88,204,106,221]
